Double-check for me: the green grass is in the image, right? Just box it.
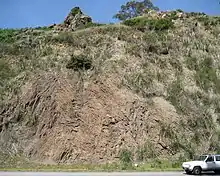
[0,163,182,172]
[0,29,21,43]
[0,152,183,172]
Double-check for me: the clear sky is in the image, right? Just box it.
[0,0,220,29]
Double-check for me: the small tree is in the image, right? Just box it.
[113,0,159,21]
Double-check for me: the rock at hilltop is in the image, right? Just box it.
[54,7,92,31]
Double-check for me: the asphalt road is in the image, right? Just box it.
[0,172,220,176]
[0,172,186,176]
[0,172,219,176]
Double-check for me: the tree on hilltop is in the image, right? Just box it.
[113,0,159,21]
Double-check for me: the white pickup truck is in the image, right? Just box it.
[182,154,220,175]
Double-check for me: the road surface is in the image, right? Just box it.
[0,172,219,176]
[0,172,184,176]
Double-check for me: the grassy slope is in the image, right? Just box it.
[0,11,220,170]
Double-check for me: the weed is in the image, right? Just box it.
[123,71,155,98]
[119,149,132,163]
[136,141,157,161]
[185,56,198,70]
[41,46,53,56]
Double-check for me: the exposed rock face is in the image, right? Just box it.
[0,72,180,164]
[54,7,92,31]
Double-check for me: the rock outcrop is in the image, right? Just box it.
[54,7,92,31]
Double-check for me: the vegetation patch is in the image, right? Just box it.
[185,56,199,70]
[196,16,220,28]
[123,17,174,31]
[195,57,220,93]
[136,141,158,161]
[71,7,81,16]
[0,29,21,43]
[167,76,185,113]
[79,22,106,30]
[66,55,93,71]
[51,32,76,45]
[35,26,52,31]
[119,149,133,170]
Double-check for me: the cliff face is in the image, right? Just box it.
[0,8,220,164]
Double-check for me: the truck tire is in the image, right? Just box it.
[214,170,220,174]
[193,166,202,175]
[185,170,192,175]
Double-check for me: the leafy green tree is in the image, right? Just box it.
[114,0,159,21]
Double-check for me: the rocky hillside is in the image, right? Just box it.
[0,7,220,165]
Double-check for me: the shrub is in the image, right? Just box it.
[148,18,174,31]
[189,12,206,17]
[123,17,148,32]
[176,9,184,13]
[35,26,52,31]
[66,55,93,71]
[0,29,20,43]
[123,17,174,31]
[71,7,81,16]
[119,149,132,164]
[78,22,106,30]
[168,11,178,20]
[119,149,133,170]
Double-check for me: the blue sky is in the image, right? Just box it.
[0,0,220,29]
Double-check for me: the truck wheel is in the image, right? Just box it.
[193,166,202,175]
[214,170,220,174]
[185,170,192,175]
